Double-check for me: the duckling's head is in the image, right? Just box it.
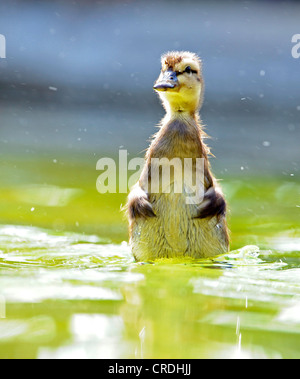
[154,51,204,115]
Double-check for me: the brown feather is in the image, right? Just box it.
[126,51,230,261]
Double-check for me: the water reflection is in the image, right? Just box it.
[0,225,300,358]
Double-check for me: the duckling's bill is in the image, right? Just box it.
[153,70,178,91]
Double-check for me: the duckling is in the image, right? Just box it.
[126,51,229,261]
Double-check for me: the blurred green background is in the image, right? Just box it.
[0,0,299,360]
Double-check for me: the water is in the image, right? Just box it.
[0,158,299,359]
[0,225,300,359]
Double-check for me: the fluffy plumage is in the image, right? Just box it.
[126,51,229,261]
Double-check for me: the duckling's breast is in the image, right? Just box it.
[131,185,228,261]
[151,186,198,253]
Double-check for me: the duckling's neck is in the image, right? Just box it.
[163,98,199,119]
[164,105,200,128]
[152,110,205,160]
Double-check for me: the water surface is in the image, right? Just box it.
[0,158,299,359]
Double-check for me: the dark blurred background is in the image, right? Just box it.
[0,0,299,177]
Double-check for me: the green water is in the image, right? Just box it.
[0,156,299,359]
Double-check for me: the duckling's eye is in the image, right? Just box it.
[175,66,197,76]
